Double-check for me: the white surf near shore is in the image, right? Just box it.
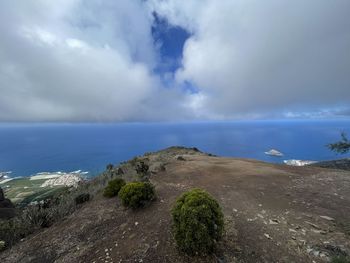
[0,170,88,188]
[284,159,317,166]
[0,178,15,184]
[0,171,12,179]
[0,171,13,184]
[30,173,63,180]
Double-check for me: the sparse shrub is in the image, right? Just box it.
[106,164,114,171]
[0,217,31,248]
[135,161,148,173]
[24,205,55,228]
[332,256,350,263]
[0,173,115,250]
[103,178,126,198]
[118,182,155,209]
[177,156,186,161]
[331,256,350,263]
[328,132,350,154]
[129,157,140,166]
[0,240,5,251]
[116,167,124,175]
[75,193,90,205]
[135,161,149,181]
[171,188,224,255]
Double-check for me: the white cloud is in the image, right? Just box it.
[0,0,349,122]
[150,0,350,119]
[0,0,194,122]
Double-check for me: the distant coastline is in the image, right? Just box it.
[0,121,349,177]
[0,170,88,205]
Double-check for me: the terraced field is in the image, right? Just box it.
[1,178,67,206]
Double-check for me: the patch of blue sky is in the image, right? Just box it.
[151,12,191,75]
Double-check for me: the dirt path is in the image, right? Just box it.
[1,151,350,263]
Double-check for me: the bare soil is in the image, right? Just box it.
[1,148,350,263]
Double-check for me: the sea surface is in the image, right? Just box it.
[0,120,349,178]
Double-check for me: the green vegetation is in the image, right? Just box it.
[0,171,113,250]
[0,240,5,251]
[106,164,114,171]
[331,256,350,263]
[0,193,76,248]
[135,161,150,181]
[75,193,90,205]
[177,156,186,161]
[171,188,224,255]
[118,182,155,208]
[0,177,67,206]
[0,167,131,251]
[103,178,126,198]
[328,132,350,154]
[129,156,140,166]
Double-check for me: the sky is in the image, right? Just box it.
[0,0,349,122]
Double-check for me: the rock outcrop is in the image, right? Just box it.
[0,187,15,219]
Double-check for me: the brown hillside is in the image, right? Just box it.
[1,147,350,263]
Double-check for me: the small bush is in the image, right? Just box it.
[118,182,155,208]
[116,167,124,175]
[332,256,350,263]
[106,164,114,171]
[75,193,90,205]
[177,156,186,161]
[0,240,5,251]
[135,161,149,181]
[103,178,126,198]
[171,188,224,255]
[0,216,33,247]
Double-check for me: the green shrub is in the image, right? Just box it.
[0,218,31,248]
[332,256,350,263]
[177,156,186,161]
[118,182,155,208]
[0,240,5,251]
[171,188,224,255]
[103,178,126,198]
[106,163,114,171]
[75,193,90,205]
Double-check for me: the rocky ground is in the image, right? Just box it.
[1,147,350,263]
[311,158,350,171]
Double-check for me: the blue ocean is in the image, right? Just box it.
[0,120,349,178]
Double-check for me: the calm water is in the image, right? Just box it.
[0,120,349,177]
